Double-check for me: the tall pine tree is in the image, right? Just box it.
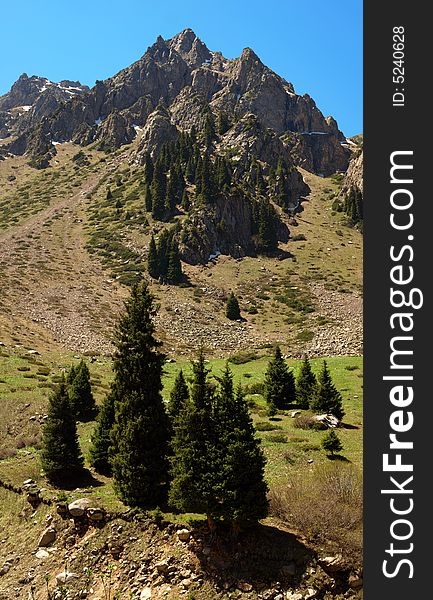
[168,369,190,420]
[264,346,296,410]
[147,234,160,279]
[295,356,317,410]
[166,238,183,284]
[68,360,97,422]
[213,368,268,527]
[109,282,170,506]
[310,361,345,420]
[40,381,84,484]
[151,160,167,220]
[89,391,116,475]
[169,349,219,523]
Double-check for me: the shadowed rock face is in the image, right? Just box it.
[0,29,350,176]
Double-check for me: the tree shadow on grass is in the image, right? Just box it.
[327,454,351,463]
[51,468,104,490]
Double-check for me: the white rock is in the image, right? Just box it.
[56,571,79,585]
[286,593,303,600]
[140,587,152,600]
[177,528,190,542]
[36,549,50,559]
[68,498,91,517]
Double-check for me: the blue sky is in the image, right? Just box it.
[0,0,362,136]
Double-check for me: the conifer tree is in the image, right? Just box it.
[156,228,171,279]
[68,360,97,422]
[110,282,170,506]
[89,391,116,475]
[144,185,152,212]
[166,238,183,284]
[217,111,231,135]
[143,153,154,185]
[257,198,278,254]
[264,346,296,410]
[151,160,167,220]
[311,361,345,420]
[198,153,216,204]
[147,234,160,279]
[181,189,191,211]
[226,292,241,320]
[295,356,317,409]
[106,188,113,200]
[214,370,268,526]
[321,429,343,457]
[40,381,84,484]
[169,349,219,521]
[203,112,216,147]
[66,364,78,385]
[168,369,190,419]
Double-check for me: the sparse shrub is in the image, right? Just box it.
[255,421,282,432]
[228,350,258,365]
[243,381,264,395]
[293,413,321,430]
[269,462,363,567]
[266,432,288,443]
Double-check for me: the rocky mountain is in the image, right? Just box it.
[0,29,351,176]
[339,147,363,198]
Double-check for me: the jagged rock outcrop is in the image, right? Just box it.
[285,131,351,177]
[1,29,351,176]
[0,74,89,139]
[339,148,363,197]
[180,192,289,264]
[134,105,179,160]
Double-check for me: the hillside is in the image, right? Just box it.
[0,29,363,600]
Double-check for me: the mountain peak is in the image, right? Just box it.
[240,47,260,62]
[168,28,211,68]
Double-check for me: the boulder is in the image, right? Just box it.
[68,498,91,517]
[348,573,363,589]
[155,560,169,574]
[311,414,340,429]
[237,582,253,592]
[286,593,303,600]
[177,528,191,542]
[319,555,345,572]
[36,549,50,559]
[140,588,152,600]
[87,507,105,522]
[38,527,56,547]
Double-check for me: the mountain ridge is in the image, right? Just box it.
[0,29,350,176]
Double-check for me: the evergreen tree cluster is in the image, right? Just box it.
[40,380,84,484]
[147,228,183,284]
[140,121,284,258]
[169,353,268,527]
[85,283,268,527]
[264,348,344,419]
[343,187,363,227]
[40,359,96,483]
